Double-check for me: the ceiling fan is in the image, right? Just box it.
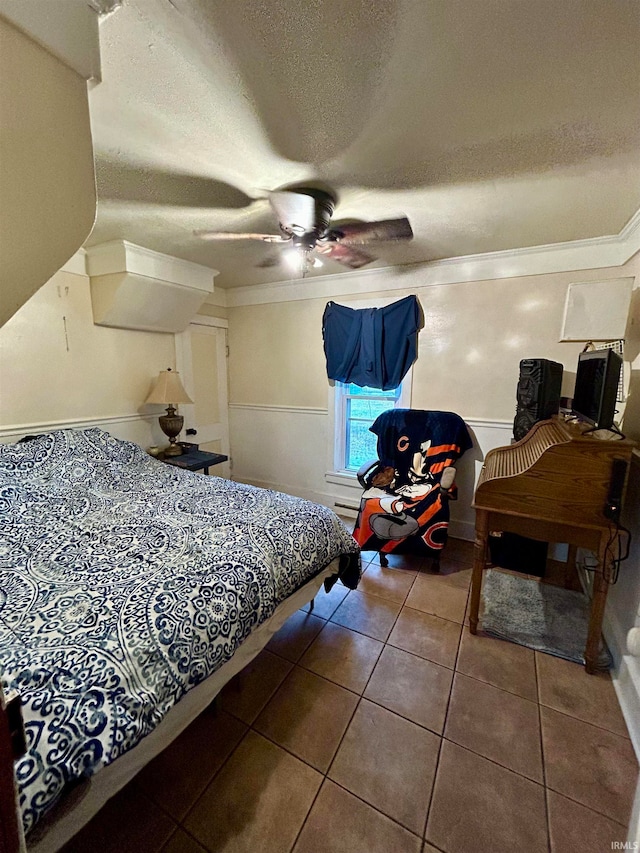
[193,186,413,274]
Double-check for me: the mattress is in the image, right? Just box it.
[0,429,360,840]
[26,562,336,853]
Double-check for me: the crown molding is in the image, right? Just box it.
[619,207,640,244]
[85,240,217,292]
[224,207,640,307]
[85,241,219,333]
[191,315,228,329]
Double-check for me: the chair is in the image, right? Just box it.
[353,409,472,570]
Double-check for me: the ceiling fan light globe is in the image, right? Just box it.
[283,248,303,271]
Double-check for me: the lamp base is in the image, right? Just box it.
[163,442,183,457]
[159,408,184,456]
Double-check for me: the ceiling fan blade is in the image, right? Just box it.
[268,191,318,235]
[330,217,413,245]
[194,230,288,243]
[315,242,376,269]
[95,157,255,210]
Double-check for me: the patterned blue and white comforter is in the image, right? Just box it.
[0,429,360,834]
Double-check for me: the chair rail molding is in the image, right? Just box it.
[0,412,157,445]
[230,407,511,545]
[228,403,328,416]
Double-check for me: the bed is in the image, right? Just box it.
[0,428,360,851]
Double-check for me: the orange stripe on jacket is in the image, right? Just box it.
[380,494,443,554]
[428,460,455,475]
[426,443,460,456]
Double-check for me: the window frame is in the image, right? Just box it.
[329,370,412,477]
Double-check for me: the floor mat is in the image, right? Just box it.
[480,568,612,670]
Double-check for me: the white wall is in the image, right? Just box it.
[606,454,640,750]
[0,264,175,448]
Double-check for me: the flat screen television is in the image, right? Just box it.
[571,349,622,429]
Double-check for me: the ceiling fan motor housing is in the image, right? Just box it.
[293,233,319,251]
[290,187,335,240]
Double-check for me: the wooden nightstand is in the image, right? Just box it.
[160,448,228,474]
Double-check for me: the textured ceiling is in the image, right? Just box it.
[85,0,640,288]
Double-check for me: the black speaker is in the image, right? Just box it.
[514,358,563,441]
[604,458,628,521]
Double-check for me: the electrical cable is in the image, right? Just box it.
[603,519,631,584]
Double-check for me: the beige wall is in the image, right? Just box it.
[229,299,329,408]
[227,253,639,530]
[228,255,639,434]
[0,268,175,447]
[0,17,96,327]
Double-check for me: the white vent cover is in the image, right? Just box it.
[560,277,634,342]
[86,241,217,333]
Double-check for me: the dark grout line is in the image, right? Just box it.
[285,640,387,851]
[439,732,545,786]
[423,843,448,853]
[223,637,632,843]
[536,699,636,741]
[286,581,421,847]
[176,724,255,831]
[400,600,470,627]
[166,824,209,852]
[452,668,541,707]
[375,638,456,667]
[154,692,627,853]
[438,736,548,789]
[286,780,323,853]
[541,783,632,828]
[422,588,467,841]
[157,824,181,852]
[535,652,553,853]
[319,593,467,649]
[310,776,424,846]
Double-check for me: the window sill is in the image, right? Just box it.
[325,470,361,488]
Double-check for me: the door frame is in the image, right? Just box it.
[175,315,230,475]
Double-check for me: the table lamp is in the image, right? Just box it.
[145,368,193,456]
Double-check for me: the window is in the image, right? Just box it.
[333,379,410,473]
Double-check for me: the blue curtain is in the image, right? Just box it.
[322,295,422,390]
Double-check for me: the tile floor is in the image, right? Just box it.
[60,534,638,853]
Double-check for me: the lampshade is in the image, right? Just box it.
[145,369,193,405]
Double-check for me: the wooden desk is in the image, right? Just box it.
[467,418,636,674]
